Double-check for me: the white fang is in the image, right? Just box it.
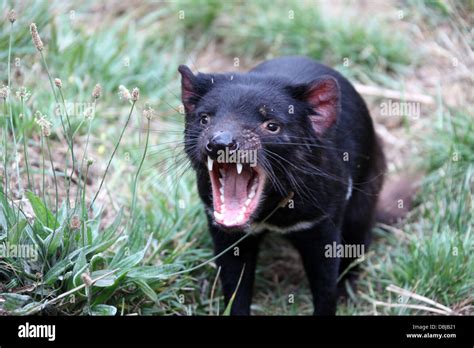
[207,156,214,171]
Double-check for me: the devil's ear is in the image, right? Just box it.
[178,65,212,113]
[288,76,340,135]
[178,65,197,113]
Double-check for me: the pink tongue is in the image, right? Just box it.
[223,165,251,219]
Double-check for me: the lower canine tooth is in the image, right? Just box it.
[236,163,243,174]
[207,156,214,171]
[213,211,223,220]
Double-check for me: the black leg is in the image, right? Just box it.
[338,211,371,297]
[339,182,378,296]
[210,225,262,315]
[286,221,341,315]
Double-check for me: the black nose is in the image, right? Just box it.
[206,131,238,157]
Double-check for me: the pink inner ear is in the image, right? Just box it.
[179,65,197,113]
[309,114,334,135]
[305,78,339,135]
[182,79,196,112]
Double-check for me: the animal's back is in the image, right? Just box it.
[252,56,382,185]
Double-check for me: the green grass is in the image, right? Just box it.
[0,0,472,316]
[171,0,411,84]
[352,108,473,315]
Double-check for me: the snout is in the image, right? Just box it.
[205,131,239,159]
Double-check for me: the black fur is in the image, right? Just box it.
[179,56,385,315]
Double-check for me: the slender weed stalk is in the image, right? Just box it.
[8,105,21,200]
[30,24,56,100]
[90,87,139,210]
[36,123,51,299]
[44,129,61,293]
[55,79,76,209]
[45,137,58,223]
[8,10,22,197]
[35,113,51,228]
[30,24,75,210]
[81,159,93,246]
[1,92,9,207]
[40,136,47,225]
[74,115,92,214]
[74,85,101,215]
[1,96,10,232]
[7,10,15,87]
[19,92,32,190]
[130,104,153,228]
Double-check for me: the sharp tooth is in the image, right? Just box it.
[248,190,256,199]
[219,168,225,177]
[245,198,251,206]
[220,195,225,204]
[213,211,223,220]
[219,177,224,186]
[236,163,243,174]
[219,187,224,195]
[207,156,214,171]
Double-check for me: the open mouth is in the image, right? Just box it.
[207,156,265,228]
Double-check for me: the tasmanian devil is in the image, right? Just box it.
[178,56,386,315]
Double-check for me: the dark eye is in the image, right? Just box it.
[263,121,280,133]
[200,113,210,126]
